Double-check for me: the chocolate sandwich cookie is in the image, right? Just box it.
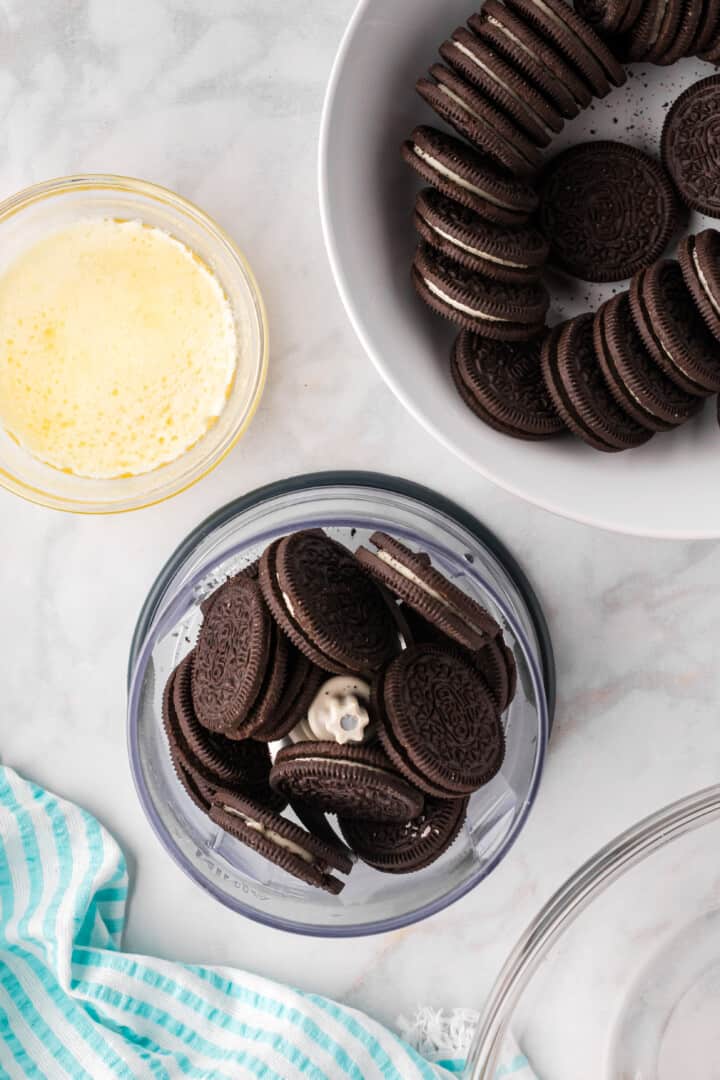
[412,243,549,340]
[662,77,720,218]
[657,0,704,62]
[396,603,517,714]
[679,231,720,344]
[199,561,259,618]
[574,0,644,34]
[503,0,626,96]
[440,28,563,145]
[191,575,271,733]
[470,2,590,116]
[163,659,283,812]
[539,142,679,284]
[629,260,720,395]
[689,0,720,53]
[270,743,424,823]
[416,65,543,177]
[356,532,500,651]
[402,127,539,226]
[209,790,352,894]
[251,652,326,743]
[451,330,566,439]
[259,530,398,676]
[541,314,654,451]
[594,293,702,431]
[415,188,549,285]
[472,635,518,714]
[376,645,506,798]
[339,796,469,874]
[628,0,684,58]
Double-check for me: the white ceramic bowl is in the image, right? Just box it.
[319,0,720,538]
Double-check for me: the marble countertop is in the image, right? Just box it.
[2,0,720,1041]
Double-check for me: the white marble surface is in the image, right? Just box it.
[1,0,720,1046]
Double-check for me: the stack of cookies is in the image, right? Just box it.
[403,1,720,450]
[539,229,720,450]
[162,528,515,892]
[403,0,627,341]
[576,0,720,64]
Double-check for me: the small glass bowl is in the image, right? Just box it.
[0,175,267,513]
[466,784,720,1078]
[127,472,554,937]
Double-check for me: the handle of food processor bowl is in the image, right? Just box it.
[463,783,720,1078]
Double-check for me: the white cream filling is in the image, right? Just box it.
[693,248,720,318]
[378,551,445,601]
[223,806,315,864]
[377,550,494,637]
[453,41,553,138]
[423,278,509,322]
[439,83,490,125]
[413,147,516,210]
[487,15,584,107]
[527,0,606,72]
[648,0,669,45]
[281,590,295,619]
[658,336,697,383]
[429,223,529,268]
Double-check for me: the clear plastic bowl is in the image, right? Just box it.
[467,784,720,1078]
[0,175,267,513]
[127,472,553,937]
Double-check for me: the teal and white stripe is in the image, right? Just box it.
[0,766,535,1080]
[0,765,448,1080]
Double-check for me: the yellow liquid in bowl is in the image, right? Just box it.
[0,219,238,479]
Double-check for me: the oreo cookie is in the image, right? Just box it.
[259,529,398,675]
[270,743,425,823]
[412,242,549,339]
[451,330,567,439]
[629,260,720,396]
[356,532,500,650]
[574,0,644,33]
[539,142,679,283]
[662,77,720,218]
[397,603,517,715]
[416,64,543,177]
[470,2,590,115]
[439,28,563,145]
[541,314,654,451]
[402,126,539,226]
[339,796,469,874]
[250,649,326,743]
[503,0,626,95]
[629,0,685,59]
[163,657,283,812]
[191,575,271,734]
[679,230,720,344]
[658,0,705,63]
[690,0,720,52]
[376,644,505,798]
[415,188,549,284]
[594,293,701,431]
[209,790,352,894]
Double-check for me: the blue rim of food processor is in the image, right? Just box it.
[127,471,556,937]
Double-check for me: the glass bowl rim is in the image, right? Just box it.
[126,470,555,937]
[466,781,720,1077]
[0,173,268,514]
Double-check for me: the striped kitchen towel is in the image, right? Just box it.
[0,764,536,1079]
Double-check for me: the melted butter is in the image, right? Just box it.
[0,218,238,478]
